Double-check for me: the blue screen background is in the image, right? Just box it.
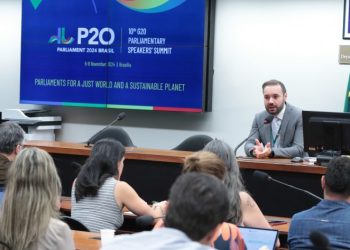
[20,0,210,111]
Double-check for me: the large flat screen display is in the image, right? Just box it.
[20,0,214,112]
[302,110,350,156]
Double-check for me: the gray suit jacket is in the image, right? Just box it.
[244,103,304,158]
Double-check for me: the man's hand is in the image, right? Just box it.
[253,139,272,158]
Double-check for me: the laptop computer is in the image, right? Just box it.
[238,226,279,250]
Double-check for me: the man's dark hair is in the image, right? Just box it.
[0,122,25,154]
[164,172,229,241]
[325,156,350,197]
[262,79,287,94]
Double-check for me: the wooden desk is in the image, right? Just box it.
[238,157,325,174]
[265,215,290,235]
[25,140,191,163]
[73,230,100,250]
[27,140,325,217]
[60,196,71,214]
[25,140,325,173]
[25,141,190,202]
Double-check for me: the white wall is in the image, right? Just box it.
[0,0,38,110]
[0,0,21,108]
[1,0,349,153]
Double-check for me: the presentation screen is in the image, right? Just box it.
[20,0,215,112]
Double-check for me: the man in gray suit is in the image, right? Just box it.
[244,80,304,158]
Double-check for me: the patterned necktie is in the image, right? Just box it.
[272,117,281,146]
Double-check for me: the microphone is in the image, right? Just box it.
[136,215,164,227]
[310,231,331,250]
[253,170,323,201]
[85,112,126,147]
[233,115,274,156]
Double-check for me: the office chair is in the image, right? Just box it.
[172,135,213,152]
[87,126,135,147]
[60,216,90,232]
[57,160,83,197]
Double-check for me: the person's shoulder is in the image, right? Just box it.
[38,218,74,250]
[286,103,302,113]
[99,177,118,191]
[255,110,269,117]
[239,191,256,206]
[49,218,74,241]
[254,111,271,122]
[239,191,250,199]
[103,228,215,250]
[117,180,131,190]
[0,155,10,169]
[49,218,71,231]
[291,206,315,221]
[105,176,117,184]
[115,180,135,197]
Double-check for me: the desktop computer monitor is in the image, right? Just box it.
[302,110,350,157]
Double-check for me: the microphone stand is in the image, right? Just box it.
[233,115,274,156]
[253,170,323,201]
[233,138,250,157]
[85,112,126,147]
[267,176,323,201]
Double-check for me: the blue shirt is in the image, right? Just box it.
[102,227,215,250]
[288,199,350,249]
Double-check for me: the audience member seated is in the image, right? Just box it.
[72,138,165,232]
[204,140,273,226]
[203,139,279,247]
[0,147,74,250]
[288,156,350,249]
[0,122,25,201]
[102,172,230,250]
[182,151,246,250]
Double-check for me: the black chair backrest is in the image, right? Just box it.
[88,126,135,147]
[172,135,213,152]
[60,216,90,232]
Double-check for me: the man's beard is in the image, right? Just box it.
[266,103,284,115]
